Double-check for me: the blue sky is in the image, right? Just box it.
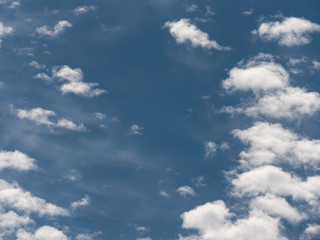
[0,0,320,239]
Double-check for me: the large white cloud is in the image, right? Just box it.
[164,18,231,51]
[180,200,286,240]
[232,165,320,204]
[52,65,106,97]
[253,17,320,46]
[0,180,69,216]
[36,20,72,38]
[17,226,68,240]
[0,150,37,171]
[232,122,320,168]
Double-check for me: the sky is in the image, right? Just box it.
[0,0,320,239]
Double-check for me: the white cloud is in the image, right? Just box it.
[0,150,37,171]
[15,107,56,126]
[232,121,320,168]
[232,165,320,205]
[253,17,320,46]
[177,186,195,197]
[185,4,197,13]
[56,119,86,132]
[163,18,231,51]
[204,141,217,159]
[312,60,320,70]
[71,195,90,209]
[52,65,106,97]
[159,190,169,198]
[0,22,13,47]
[222,57,289,93]
[0,211,33,229]
[36,20,72,38]
[221,55,320,119]
[29,61,45,70]
[302,224,320,239]
[34,73,52,82]
[242,9,253,15]
[8,1,20,9]
[17,226,68,240]
[0,179,69,216]
[180,200,286,240]
[73,5,96,15]
[135,226,149,232]
[192,176,206,187]
[129,124,143,135]
[136,238,152,240]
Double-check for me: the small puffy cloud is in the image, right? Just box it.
[232,121,320,168]
[253,17,320,47]
[135,226,149,232]
[71,195,90,209]
[56,119,86,132]
[0,211,33,229]
[159,190,169,198]
[73,5,96,16]
[15,107,56,126]
[95,112,106,120]
[243,9,253,15]
[302,224,320,239]
[129,124,143,135]
[232,165,320,204]
[52,65,106,97]
[180,200,286,240]
[204,141,217,159]
[0,179,69,216]
[0,150,37,171]
[29,61,45,70]
[177,186,195,197]
[8,1,20,8]
[34,73,52,82]
[17,226,68,240]
[36,20,72,38]
[0,22,13,46]
[164,18,231,51]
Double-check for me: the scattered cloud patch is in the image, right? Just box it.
[0,22,13,46]
[164,19,231,51]
[8,1,19,8]
[36,20,72,38]
[159,190,169,198]
[73,5,96,15]
[204,141,217,159]
[56,119,86,132]
[0,150,37,171]
[243,9,253,15]
[252,17,320,46]
[192,176,206,187]
[95,112,106,120]
[34,73,52,82]
[185,4,197,13]
[129,124,143,135]
[177,186,195,197]
[29,61,46,70]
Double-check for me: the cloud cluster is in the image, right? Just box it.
[13,106,86,131]
[17,226,69,240]
[221,55,320,119]
[36,20,72,38]
[0,150,37,171]
[164,19,231,51]
[253,17,320,46]
[35,65,106,97]
[180,53,320,240]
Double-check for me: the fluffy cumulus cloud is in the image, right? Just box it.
[0,179,69,216]
[232,121,320,168]
[52,65,106,97]
[253,17,320,46]
[0,211,33,230]
[176,186,195,197]
[0,22,13,46]
[36,20,72,38]
[0,150,37,171]
[164,18,231,51]
[180,200,286,240]
[13,106,86,131]
[221,55,320,119]
[204,141,216,159]
[17,226,68,240]
[129,124,143,135]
